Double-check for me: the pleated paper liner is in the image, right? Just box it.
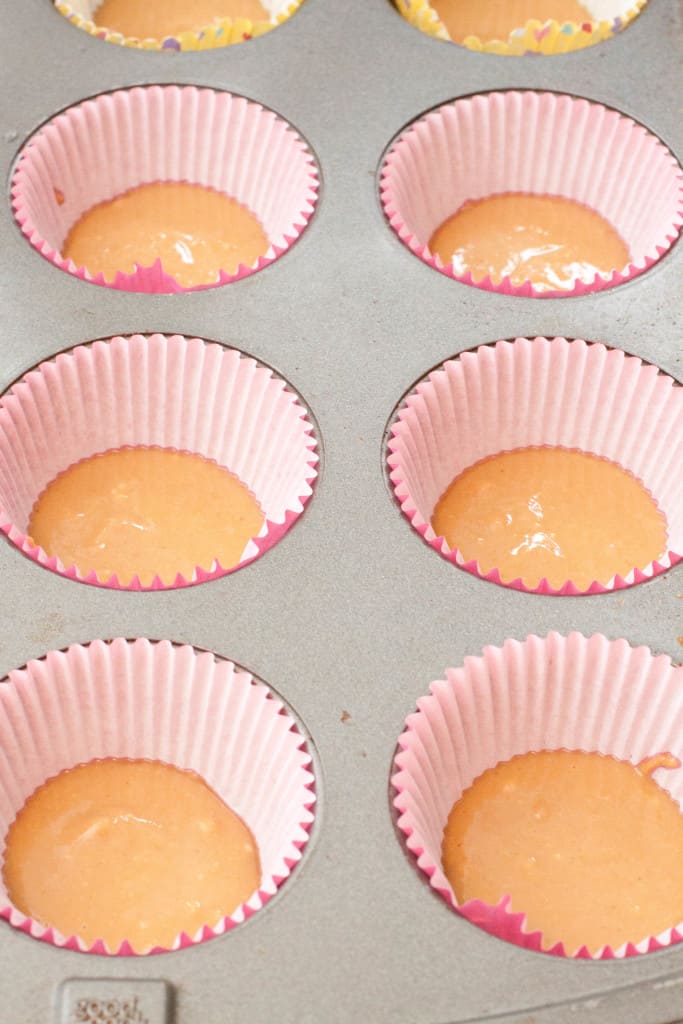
[54,0,302,50]
[392,631,683,959]
[0,333,318,589]
[11,85,319,293]
[387,337,683,595]
[0,638,316,955]
[393,0,647,54]
[380,90,683,297]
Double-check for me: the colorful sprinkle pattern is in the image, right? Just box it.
[54,1,301,50]
[394,0,647,55]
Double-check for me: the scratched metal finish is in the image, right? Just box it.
[1,1,683,1021]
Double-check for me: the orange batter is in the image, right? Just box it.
[62,182,269,288]
[28,447,264,586]
[428,193,629,292]
[2,758,261,952]
[93,0,269,38]
[431,0,592,44]
[431,447,666,589]
[442,749,683,953]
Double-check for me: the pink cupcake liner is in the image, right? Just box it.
[11,85,319,293]
[0,333,318,589]
[392,631,683,959]
[380,90,683,297]
[0,637,316,955]
[387,336,683,595]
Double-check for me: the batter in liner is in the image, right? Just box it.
[62,182,270,288]
[442,749,683,953]
[430,447,666,590]
[428,193,629,292]
[3,758,261,952]
[93,0,269,39]
[28,447,265,586]
[431,0,593,44]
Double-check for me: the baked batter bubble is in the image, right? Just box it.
[387,337,683,595]
[12,85,319,293]
[380,90,682,297]
[392,632,683,958]
[0,334,318,590]
[0,638,316,955]
[393,0,649,55]
[53,0,304,51]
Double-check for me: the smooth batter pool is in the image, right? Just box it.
[442,749,683,954]
[431,0,593,44]
[28,447,265,586]
[62,181,270,288]
[430,447,667,590]
[428,193,630,292]
[3,759,261,952]
[93,0,269,38]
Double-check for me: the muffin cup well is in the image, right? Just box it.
[0,637,316,955]
[380,90,683,297]
[392,631,683,958]
[0,333,318,589]
[12,85,319,293]
[394,0,647,55]
[387,336,683,594]
[54,0,302,50]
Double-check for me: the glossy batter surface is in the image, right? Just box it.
[62,182,270,288]
[431,0,592,44]
[442,750,683,953]
[3,759,261,952]
[428,193,630,292]
[431,447,666,589]
[28,447,264,586]
[93,0,269,38]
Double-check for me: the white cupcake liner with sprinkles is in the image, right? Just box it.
[380,90,683,297]
[0,333,318,589]
[12,85,319,293]
[392,631,683,958]
[0,637,316,955]
[54,0,303,50]
[394,0,648,55]
[387,336,683,594]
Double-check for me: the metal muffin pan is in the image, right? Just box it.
[1,0,683,1020]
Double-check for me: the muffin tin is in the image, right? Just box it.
[1,0,683,1021]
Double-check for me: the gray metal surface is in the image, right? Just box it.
[1,0,683,1021]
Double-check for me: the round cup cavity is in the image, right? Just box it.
[0,637,316,955]
[392,0,648,54]
[387,336,683,594]
[0,333,318,589]
[12,85,319,292]
[392,631,683,958]
[53,0,303,50]
[380,90,683,297]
